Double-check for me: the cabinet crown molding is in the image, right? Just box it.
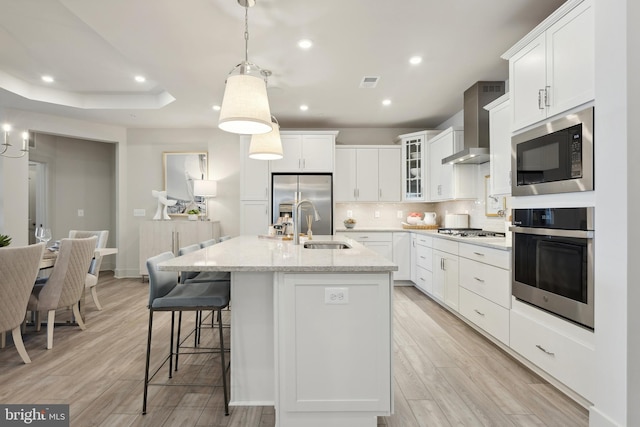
[501,0,586,60]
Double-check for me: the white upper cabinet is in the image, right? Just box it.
[399,131,428,202]
[269,132,337,173]
[334,146,401,202]
[240,136,270,200]
[428,128,476,201]
[485,94,512,196]
[505,0,594,131]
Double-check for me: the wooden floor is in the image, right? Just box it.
[0,272,589,426]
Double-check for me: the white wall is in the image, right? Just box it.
[122,128,240,277]
[591,1,633,426]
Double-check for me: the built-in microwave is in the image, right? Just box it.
[512,107,594,196]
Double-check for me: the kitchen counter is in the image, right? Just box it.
[335,227,512,251]
[158,234,398,272]
[158,235,394,427]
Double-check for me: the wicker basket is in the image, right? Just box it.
[401,222,439,230]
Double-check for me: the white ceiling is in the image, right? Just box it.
[0,0,565,130]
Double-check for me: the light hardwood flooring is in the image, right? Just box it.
[0,273,588,426]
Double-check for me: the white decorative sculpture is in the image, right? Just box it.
[152,190,177,220]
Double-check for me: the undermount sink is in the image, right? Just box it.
[303,241,351,250]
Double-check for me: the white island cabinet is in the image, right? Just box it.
[158,235,396,427]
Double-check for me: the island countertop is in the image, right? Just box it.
[157,235,398,273]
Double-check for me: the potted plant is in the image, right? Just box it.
[187,209,200,221]
[0,233,11,247]
[343,218,356,229]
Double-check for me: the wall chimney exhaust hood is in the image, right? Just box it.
[442,81,505,165]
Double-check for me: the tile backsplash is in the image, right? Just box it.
[335,163,511,232]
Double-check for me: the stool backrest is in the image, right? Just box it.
[146,252,179,306]
[177,244,201,282]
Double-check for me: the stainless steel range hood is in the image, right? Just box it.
[442,81,505,165]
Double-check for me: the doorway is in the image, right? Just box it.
[28,161,47,244]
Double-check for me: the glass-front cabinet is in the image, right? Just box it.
[399,130,439,201]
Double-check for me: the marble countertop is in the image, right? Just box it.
[335,227,512,251]
[158,235,398,273]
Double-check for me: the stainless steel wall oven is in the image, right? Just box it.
[511,207,594,329]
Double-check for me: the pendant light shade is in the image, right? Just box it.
[249,117,283,160]
[217,0,274,135]
[218,74,273,135]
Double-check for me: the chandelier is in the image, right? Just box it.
[1,124,29,159]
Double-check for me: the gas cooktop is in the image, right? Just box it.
[437,228,506,238]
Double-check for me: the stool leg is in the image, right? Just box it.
[169,311,175,378]
[142,309,154,415]
[175,311,183,372]
[218,309,229,416]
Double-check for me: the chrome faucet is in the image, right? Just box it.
[292,196,321,245]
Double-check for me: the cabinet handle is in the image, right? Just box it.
[379,189,382,198]
[536,344,555,356]
[420,256,427,260]
[474,309,485,317]
[474,277,485,283]
[265,188,268,198]
[360,236,369,239]
[354,188,357,198]
[538,89,545,110]
[303,158,306,169]
[441,258,445,270]
[473,252,485,257]
[544,86,551,107]
[419,277,425,282]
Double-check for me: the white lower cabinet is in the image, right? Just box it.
[392,232,411,281]
[458,243,512,345]
[277,273,392,416]
[510,303,594,402]
[459,288,510,345]
[337,232,393,261]
[412,234,433,295]
[432,239,459,311]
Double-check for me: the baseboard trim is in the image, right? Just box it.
[589,406,623,427]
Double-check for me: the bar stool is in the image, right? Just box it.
[142,252,230,416]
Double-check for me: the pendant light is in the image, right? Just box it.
[218,0,273,135]
[249,115,283,160]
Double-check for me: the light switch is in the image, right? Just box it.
[347,210,353,218]
[133,209,146,217]
[77,209,84,217]
[374,211,380,218]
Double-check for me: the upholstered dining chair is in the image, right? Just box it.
[68,230,109,310]
[27,237,97,349]
[0,243,45,364]
[143,252,230,416]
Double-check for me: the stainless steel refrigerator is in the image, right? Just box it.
[272,174,333,235]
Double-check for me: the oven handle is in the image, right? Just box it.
[510,226,594,239]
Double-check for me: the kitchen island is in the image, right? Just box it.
[158,235,397,427]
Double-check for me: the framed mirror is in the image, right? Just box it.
[485,175,506,217]
[163,151,208,216]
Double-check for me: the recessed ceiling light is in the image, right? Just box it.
[41,75,54,83]
[134,75,146,83]
[298,39,313,49]
[300,105,309,111]
[409,56,422,65]
[212,105,221,111]
[382,99,392,106]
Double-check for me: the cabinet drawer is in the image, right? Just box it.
[459,288,509,345]
[347,232,392,242]
[415,266,432,295]
[459,258,511,308]
[416,245,432,271]
[432,238,458,255]
[415,234,433,247]
[459,243,510,269]
[510,309,594,401]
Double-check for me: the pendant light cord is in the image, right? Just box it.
[244,6,249,64]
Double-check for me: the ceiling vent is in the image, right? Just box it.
[359,76,380,88]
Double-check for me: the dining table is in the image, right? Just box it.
[39,247,118,270]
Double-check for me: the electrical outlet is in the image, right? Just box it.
[77,209,84,217]
[347,210,353,218]
[397,210,403,219]
[374,210,380,218]
[325,287,349,304]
